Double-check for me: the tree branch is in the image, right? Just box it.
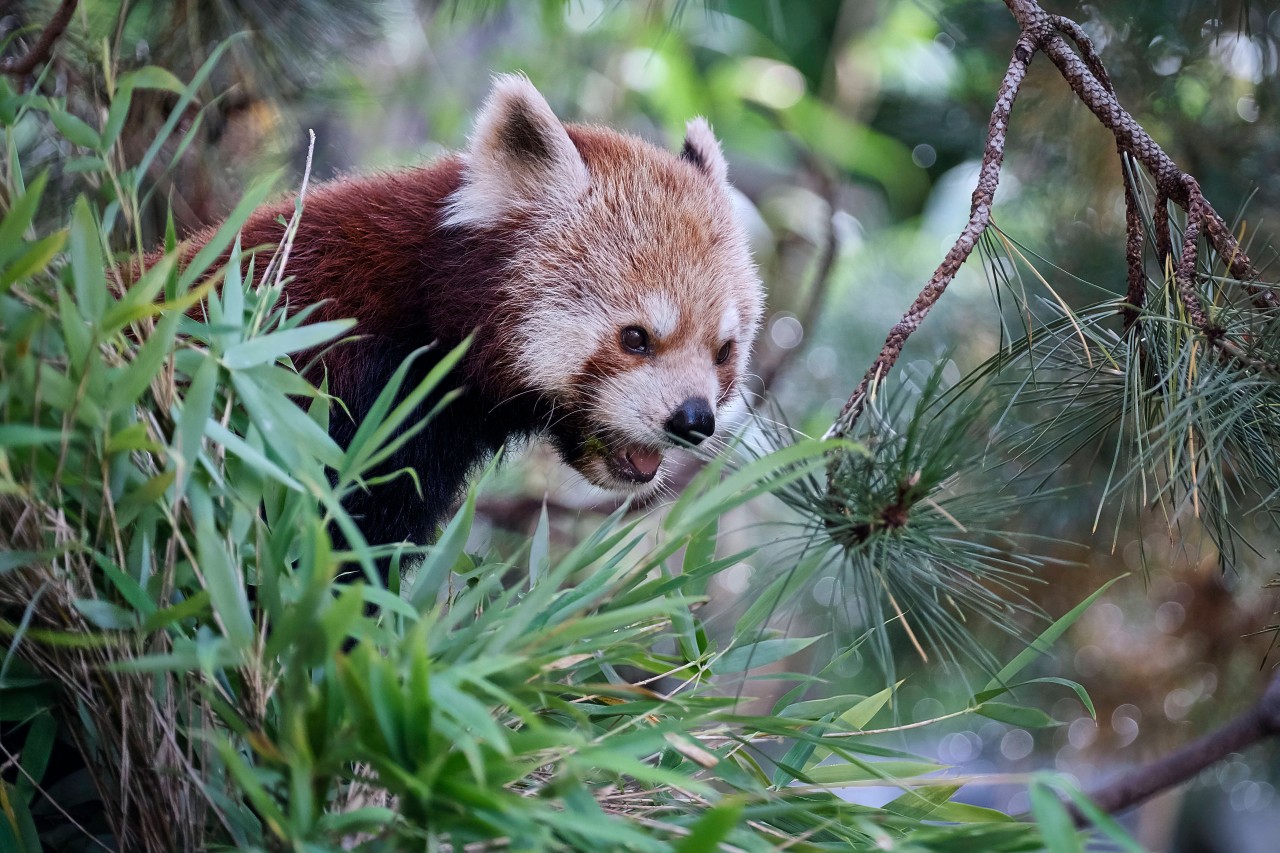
[1075,668,1280,824]
[1152,189,1173,266]
[1173,196,1213,332]
[0,0,79,82]
[1048,17,1147,332]
[1034,25,1275,309]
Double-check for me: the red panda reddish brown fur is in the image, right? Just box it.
[173,75,763,557]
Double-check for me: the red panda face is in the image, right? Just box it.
[445,75,763,496]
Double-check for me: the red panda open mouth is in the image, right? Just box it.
[605,444,664,484]
[544,416,667,490]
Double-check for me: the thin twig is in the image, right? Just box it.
[1047,15,1111,92]
[1119,166,1146,328]
[822,707,973,738]
[1152,189,1173,265]
[1172,193,1280,375]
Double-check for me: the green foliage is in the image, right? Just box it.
[763,362,1056,680]
[976,199,1280,569]
[0,44,1130,853]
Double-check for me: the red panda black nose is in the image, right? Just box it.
[666,397,716,445]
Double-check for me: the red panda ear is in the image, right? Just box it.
[444,74,590,228]
[680,117,729,184]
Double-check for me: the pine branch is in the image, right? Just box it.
[1076,669,1280,824]
[1049,16,1148,331]
[828,0,1277,444]
[1028,5,1273,310]
[1152,189,1173,266]
[0,0,79,83]
[817,3,1280,816]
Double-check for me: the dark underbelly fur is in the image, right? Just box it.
[324,338,540,572]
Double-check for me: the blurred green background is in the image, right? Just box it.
[7,0,1279,847]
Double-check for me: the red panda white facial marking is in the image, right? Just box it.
[447,75,763,497]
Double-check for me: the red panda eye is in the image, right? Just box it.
[621,326,651,354]
[715,341,734,365]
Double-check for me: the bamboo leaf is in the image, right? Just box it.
[0,232,65,293]
[177,355,219,493]
[1029,780,1083,853]
[339,340,470,483]
[673,799,743,853]
[1059,785,1144,851]
[71,599,138,630]
[205,420,304,492]
[195,518,254,650]
[0,426,67,447]
[0,171,47,268]
[410,458,499,609]
[715,635,822,674]
[222,320,356,370]
[47,108,101,150]
[0,553,40,574]
[68,197,107,321]
[134,38,242,195]
[529,500,550,584]
[984,575,1127,692]
[805,760,944,784]
[177,174,280,293]
[101,253,177,330]
[116,471,175,527]
[976,676,1095,719]
[118,66,186,94]
[976,702,1059,728]
[111,312,179,408]
[231,371,343,470]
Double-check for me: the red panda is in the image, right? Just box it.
[175,75,763,554]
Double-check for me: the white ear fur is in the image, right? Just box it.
[680,117,728,184]
[444,74,590,228]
